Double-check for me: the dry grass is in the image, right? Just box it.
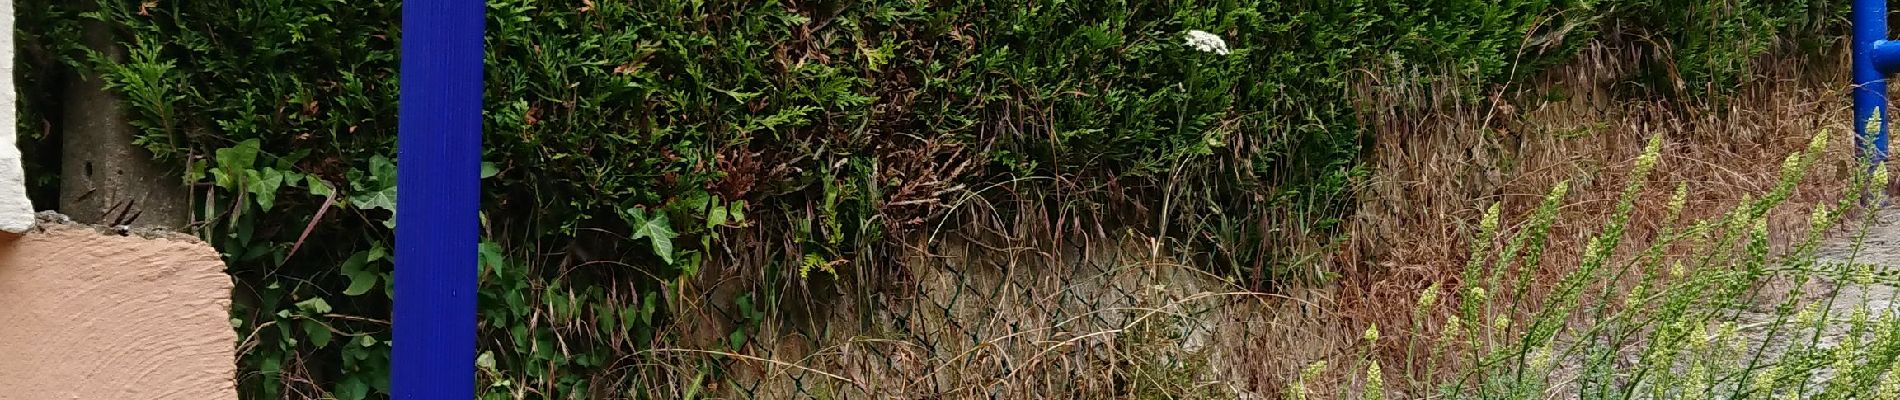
[594,37,1884,399]
[648,197,1296,398]
[1332,39,1871,397]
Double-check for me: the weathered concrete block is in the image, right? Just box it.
[0,221,236,400]
[0,0,38,233]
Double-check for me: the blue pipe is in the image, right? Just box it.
[391,0,483,397]
[1855,0,1894,174]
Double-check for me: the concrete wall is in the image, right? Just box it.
[0,221,236,400]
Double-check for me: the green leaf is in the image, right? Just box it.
[369,154,397,185]
[624,208,678,264]
[260,354,282,375]
[481,162,499,179]
[335,376,369,400]
[340,250,371,275]
[479,241,506,279]
[641,292,658,324]
[294,297,332,314]
[215,139,261,171]
[352,185,397,210]
[210,139,262,190]
[302,319,333,348]
[358,335,376,347]
[369,244,389,262]
[211,168,235,190]
[707,203,728,228]
[186,159,209,183]
[308,178,335,197]
[343,270,379,296]
[620,305,640,333]
[248,168,285,211]
[341,250,379,296]
[736,294,758,323]
[476,351,496,371]
[282,171,305,187]
[728,200,747,223]
[728,329,746,349]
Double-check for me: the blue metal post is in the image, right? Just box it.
[392,0,483,397]
[1855,0,1894,173]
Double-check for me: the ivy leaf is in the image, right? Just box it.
[211,139,261,190]
[341,250,369,275]
[343,270,379,296]
[308,178,335,197]
[478,241,506,279]
[294,297,332,314]
[624,208,677,264]
[340,250,379,296]
[211,169,234,191]
[302,319,333,348]
[335,376,369,400]
[475,351,496,371]
[247,168,285,211]
[215,139,261,169]
[355,152,396,228]
[282,171,305,187]
[369,154,397,186]
[481,162,499,179]
[352,186,398,213]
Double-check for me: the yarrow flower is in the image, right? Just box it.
[1184,30,1230,55]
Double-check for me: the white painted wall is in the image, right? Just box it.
[0,0,36,233]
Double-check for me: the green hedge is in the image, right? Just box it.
[18,0,1836,398]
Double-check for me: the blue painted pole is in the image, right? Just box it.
[392,0,483,397]
[1855,0,1894,174]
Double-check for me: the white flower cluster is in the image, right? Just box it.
[1184,30,1230,55]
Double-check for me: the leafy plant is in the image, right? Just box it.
[17,0,1848,398]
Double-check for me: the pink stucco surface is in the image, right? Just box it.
[0,223,236,400]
